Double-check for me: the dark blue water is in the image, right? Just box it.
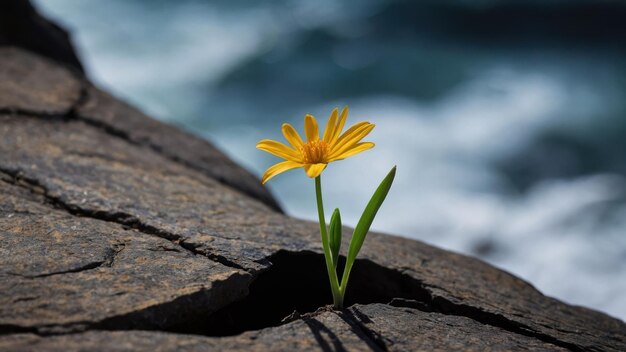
[36,0,626,321]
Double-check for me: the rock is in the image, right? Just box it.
[0,182,249,334]
[0,47,82,115]
[0,48,624,352]
[0,47,279,212]
[0,0,84,73]
[344,304,570,351]
[0,311,373,352]
[76,84,282,212]
[0,305,575,352]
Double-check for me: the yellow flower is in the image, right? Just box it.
[257,107,375,184]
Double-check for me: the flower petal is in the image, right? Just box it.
[330,122,374,157]
[322,108,339,143]
[256,139,302,161]
[304,163,327,178]
[282,123,305,150]
[328,142,374,162]
[304,114,319,142]
[329,106,348,144]
[261,160,302,184]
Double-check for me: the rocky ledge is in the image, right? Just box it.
[0,47,624,351]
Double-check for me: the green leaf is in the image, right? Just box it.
[340,166,396,292]
[329,208,342,270]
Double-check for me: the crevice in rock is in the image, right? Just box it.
[0,108,71,120]
[0,324,40,336]
[1,83,281,212]
[7,261,106,279]
[11,296,39,304]
[170,250,583,351]
[169,250,431,337]
[3,242,124,280]
[0,168,593,350]
[179,241,249,272]
[67,84,283,213]
[0,168,597,349]
[88,271,251,334]
[146,245,181,253]
[390,296,585,352]
[1,168,183,245]
[0,271,250,337]
[0,244,593,350]
[71,110,282,213]
[0,168,248,274]
[68,82,90,115]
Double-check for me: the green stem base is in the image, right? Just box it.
[315,176,343,309]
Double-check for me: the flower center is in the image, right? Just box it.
[301,140,328,164]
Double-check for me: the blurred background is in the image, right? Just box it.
[34,0,626,321]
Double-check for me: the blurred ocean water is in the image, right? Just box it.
[35,0,626,321]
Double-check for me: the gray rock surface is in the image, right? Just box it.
[0,47,624,351]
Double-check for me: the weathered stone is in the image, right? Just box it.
[0,182,250,334]
[0,48,82,115]
[76,85,282,212]
[0,46,279,210]
[355,234,626,352]
[0,311,374,352]
[0,45,624,351]
[0,305,575,352]
[347,303,569,351]
[0,114,304,272]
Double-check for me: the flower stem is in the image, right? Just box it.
[315,176,343,309]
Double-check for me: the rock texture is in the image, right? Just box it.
[0,47,625,351]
